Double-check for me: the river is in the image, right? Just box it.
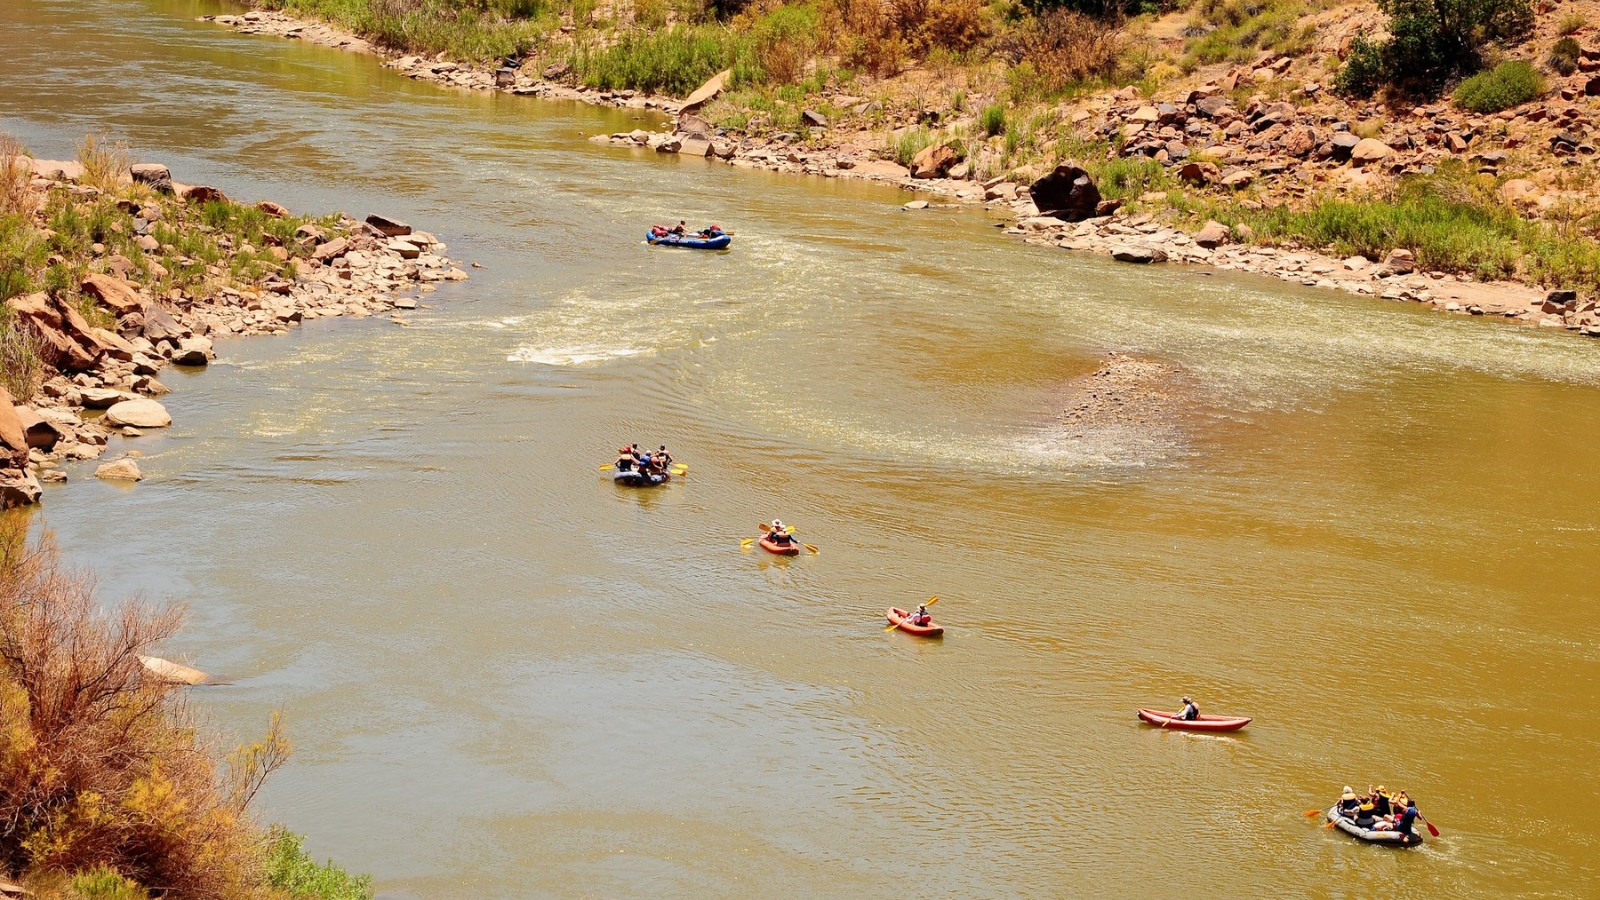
[4,0,1599,896]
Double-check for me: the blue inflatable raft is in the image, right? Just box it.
[646,230,732,250]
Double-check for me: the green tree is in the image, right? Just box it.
[1337,0,1533,97]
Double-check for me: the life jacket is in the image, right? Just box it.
[1182,703,1199,720]
[1356,801,1376,823]
[1397,806,1418,832]
[1374,793,1392,817]
[771,531,792,545]
[617,457,633,471]
[912,610,930,625]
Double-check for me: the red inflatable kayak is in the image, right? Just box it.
[886,607,943,637]
[1136,708,1251,732]
[758,535,800,556]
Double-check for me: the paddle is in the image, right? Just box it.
[1421,814,1440,837]
[885,596,938,631]
[1303,809,1324,818]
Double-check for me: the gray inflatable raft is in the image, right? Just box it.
[1326,805,1423,846]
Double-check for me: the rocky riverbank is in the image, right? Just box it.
[0,155,467,509]
[199,7,1599,340]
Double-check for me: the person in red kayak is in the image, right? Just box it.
[910,604,932,627]
[767,520,795,547]
[1176,696,1200,721]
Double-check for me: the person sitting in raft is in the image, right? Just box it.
[669,220,688,236]
[656,445,673,466]
[768,520,795,547]
[1353,795,1378,828]
[696,224,723,238]
[615,447,635,472]
[1370,785,1393,818]
[1175,697,1200,721]
[910,604,932,627]
[1337,786,1361,817]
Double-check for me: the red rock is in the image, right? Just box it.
[81,272,146,316]
[909,143,958,179]
[0,386,27,457]
[5,293,97,371]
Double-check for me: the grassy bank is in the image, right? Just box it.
[1159,161,1600,292]
[0,519,372,898]
[1,133,339,402]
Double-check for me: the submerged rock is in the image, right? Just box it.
[94,457,143,481]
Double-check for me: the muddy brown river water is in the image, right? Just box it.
[5,1,1600,895]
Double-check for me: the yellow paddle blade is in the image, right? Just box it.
[804,543,819,554]
[740,538,755,547]
[884,621,899,631]
[598,464,614,471]
[926,596,939,606]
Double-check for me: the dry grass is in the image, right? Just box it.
[0,136,39,220]
[75,134,128,193]
[0,521,290,897]
[995,9,1122,99]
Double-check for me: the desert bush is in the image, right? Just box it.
[0,136,38,220]
[749,4,819,85]
[995,8,1121,98]
[0,522,289,897]
[891,127,935,166]
[1549,37,1581,76]
[263,828,373,900]
[1558,11,1586,36]
[1184,0,1316,67]
[573,25,751,93]
[70,867,151,900]
[980,103,1007,137]
[904,0,991,54]
[1454,60,1543,113]
[75,134,127,194]
[0,310,48,401]
[1339,0,1534,97]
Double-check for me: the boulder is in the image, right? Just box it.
[1350,137,1394,165]
[95,458,144,482]
[1111,245,1168,264]
[104,398,172,429]
[1195,95,1232,118]
[27,159,84,182]
[5,293,97,371]
[1221,169,1256,189]
[678,136,713,158]
[181,185,228,203]
[801,109,828,128]
[1194,220,1231,248]
[0,470,41,509]
[13,406,61,452]
[1254,101,1297,130]
[1177,161,1221,185]
[542,61,570,80]
[1029,164,1102,222]
[909,143,959,179]
[0,387,27,458]
[1282,125,1317,158]
[1499,179,1540,205]
[1129,105,1160,124]
[81,273,146,316]
[1381,248,1416,275]
[257,200,289,218]
[311,236,349,262]
[680,69,731,113]
[1546,289,1579,307]
[80,387,127,409]
[129,162,172,193]
[1329,132,1361,161]
[171,337,214,366]
[142,302,185,343]
[365,214,412,237]
[90,328,136,362]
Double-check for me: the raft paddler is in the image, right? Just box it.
[1337,786,1360,817]
[614,447,636,472]
[767,520,796,547]
[1175,696,1200,721]
[1370,785,1393,818]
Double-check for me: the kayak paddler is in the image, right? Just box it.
[768,520,795,547]
[1176,696,1200,721]
[910,604,932,627]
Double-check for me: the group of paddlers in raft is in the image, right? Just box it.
[612,443,673,476]
[1322,784,1432,843]
[650,221,727,239]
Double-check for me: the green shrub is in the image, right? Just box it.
[1093,156,1170,201]
[71,868,151,900]
[263,828,374,900]
[1550,37,1581,76]
[1558,11,1586,35]
[980,103,1006,137]
[1337,0,1534,97]
[1454,60,1544,113]
[0,309,48,401]
[573,25,752,94]
[892,127,934,167]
